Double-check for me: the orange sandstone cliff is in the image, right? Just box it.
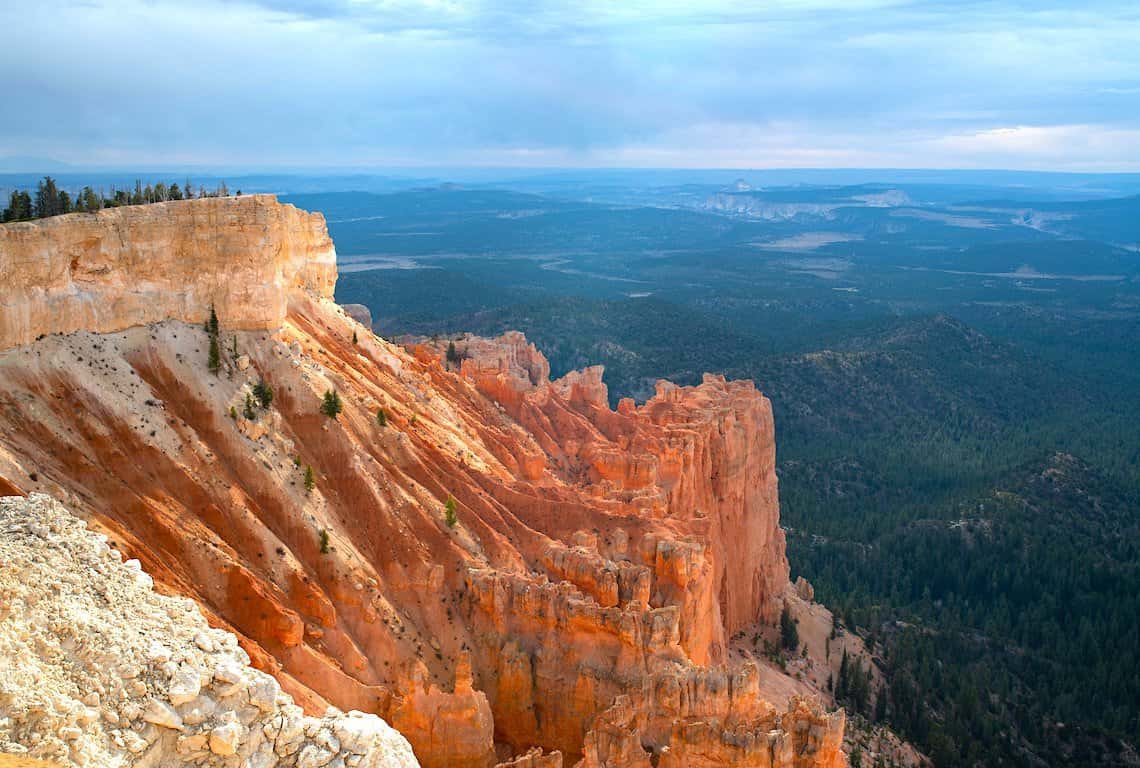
[0,194,335,350]
[0,197,846,768]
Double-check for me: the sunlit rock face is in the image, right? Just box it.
[0,194,335,350]
[0,200,844,768]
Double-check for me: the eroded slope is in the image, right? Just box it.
[0,198,846,768]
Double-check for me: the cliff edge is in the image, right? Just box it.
[0,195,335,350]
[0,199,851,768]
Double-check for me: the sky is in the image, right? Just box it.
[2,0,1139,170]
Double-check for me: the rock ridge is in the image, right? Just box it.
[0,195,335,350]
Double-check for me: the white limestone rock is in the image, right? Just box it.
[0,493,422,768]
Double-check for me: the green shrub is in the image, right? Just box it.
[252,381,273,409]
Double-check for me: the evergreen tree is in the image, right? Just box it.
[243,393,257,420]
[838,649,850,700]
[445,495,458,528]
[780,603,800,650]
[208,334,221,376]
[320,390,343,419]
[377,407,387,427]
[304,465,315,493]
[34,177,62,218]
[208,305,219,337]
[252,381,273,409]
[3,190,33,221]
[78,186,101,212]
[319,528,330,553]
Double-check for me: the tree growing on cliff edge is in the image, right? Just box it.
[320,390,343,419]
[304,465,315,493]
[3,190,33,221]
[77,187,101,212]
[2,176,214,222]
[33,177,71,218]
[376,407,387,427]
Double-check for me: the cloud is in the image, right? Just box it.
[922,125,1140,169]
[2,0,1139,169]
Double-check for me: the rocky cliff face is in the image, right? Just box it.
[0,195,335,350]
[0,202,846,768]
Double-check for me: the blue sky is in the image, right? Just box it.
[3,0,1139,169]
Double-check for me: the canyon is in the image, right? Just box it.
[0,197,853,767]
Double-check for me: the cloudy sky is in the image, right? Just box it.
[3,0,1139,169]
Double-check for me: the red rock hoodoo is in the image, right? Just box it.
[0,197,846,768]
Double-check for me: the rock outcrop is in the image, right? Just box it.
[0,195,335,350]
[0,201,848,768]
[0,494,420,768]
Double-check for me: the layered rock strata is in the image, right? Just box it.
[0,200,845,768]
[0,195,335,350]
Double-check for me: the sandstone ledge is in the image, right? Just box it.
[0,195,336,350]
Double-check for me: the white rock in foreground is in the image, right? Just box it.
[0,493,421,768]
